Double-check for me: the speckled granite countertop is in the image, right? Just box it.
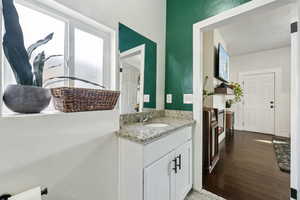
[117,117,195,145]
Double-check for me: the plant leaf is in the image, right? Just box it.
[27,33,54,60]
[47,64,63,69]
[32,51,46,87]
[2,0,34,85]
[44,54,63,63]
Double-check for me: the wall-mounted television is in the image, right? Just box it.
[215,44,230,82]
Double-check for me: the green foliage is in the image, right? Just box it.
[231,82,244,103]
[3,0,104,89]
[2,0,57,87]
[29,33,64,87]
[27,33,54,60]
[2,0,34,85]
[32,51,46,87]
[226,82,244,108]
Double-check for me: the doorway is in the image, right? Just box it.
[241,72,275,135]
[192,0,300,197]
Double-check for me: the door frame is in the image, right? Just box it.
[120,44,145,113]
[239,70,279,135]
[192,0,299,194]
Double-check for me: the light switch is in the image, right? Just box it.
[144,94,150,103]
[166,94,172,104]
[183,94,193,104]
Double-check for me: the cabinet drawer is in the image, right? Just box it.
[144,126,192,167]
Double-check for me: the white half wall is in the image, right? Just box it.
[230,47,291,137]
[52,0,166,110]
[0,111,119,200]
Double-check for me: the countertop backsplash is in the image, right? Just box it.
[164,109,193,120]
[120,110,164,128]
[120,109,193,128]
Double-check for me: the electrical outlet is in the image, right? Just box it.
[166,94,172,104]
[144,95,150,103]
[183,94,193,104]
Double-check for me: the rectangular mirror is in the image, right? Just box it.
[119,23,157,114]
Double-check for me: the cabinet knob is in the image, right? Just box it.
[177,154,182,170]
[172,154,182,174]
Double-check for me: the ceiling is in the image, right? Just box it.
[218,5,292,56]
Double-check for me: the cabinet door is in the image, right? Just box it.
[175,140,192,200]
[144,152,175,200]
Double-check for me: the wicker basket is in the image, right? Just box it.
[51,87,120,112]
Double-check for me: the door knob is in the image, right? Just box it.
[270,101,274,104]
[270,105,274,109]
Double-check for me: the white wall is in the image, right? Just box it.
[52,0,166,110]
[203,29,227,111]
[203,29,227,142]
[230,47,291,138]
[0,111,119,200]
[213,29,227,111]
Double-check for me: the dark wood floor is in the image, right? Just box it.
[203,131,290,200]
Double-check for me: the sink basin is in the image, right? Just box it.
[145,123,169,128]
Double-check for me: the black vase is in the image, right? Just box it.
[3,84,51,114]
[226,101,232,109]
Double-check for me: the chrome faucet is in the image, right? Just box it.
[140,113,152,123]
[142,116,149,123]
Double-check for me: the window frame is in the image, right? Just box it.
[0,0,116,115]
[71,20,112,88]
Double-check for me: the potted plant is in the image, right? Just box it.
[226,82,244,109]
[1,0,56,113]
[2,0,109,114]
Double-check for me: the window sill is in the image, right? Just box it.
[0,109,118,118]
[0,110,61,118]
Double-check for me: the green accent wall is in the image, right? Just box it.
[165,0,251,110]
[119,23,157,108]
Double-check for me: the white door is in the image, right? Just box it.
[242,72,275,134]
[120,64,140,114]
[144,152,175,200]
[175,141,192,200]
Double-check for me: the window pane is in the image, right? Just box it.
[3,3,65,89]
[74,28,104,88]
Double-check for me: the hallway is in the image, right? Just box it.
[203,131,290,200]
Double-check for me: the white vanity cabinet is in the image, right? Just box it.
[144,141,192,200]
[119,126,193,200]
[144,151,175,200]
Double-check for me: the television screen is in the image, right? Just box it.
[216,44,230,82]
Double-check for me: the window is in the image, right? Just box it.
[74,28,104,88]
[0,0,114,114]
